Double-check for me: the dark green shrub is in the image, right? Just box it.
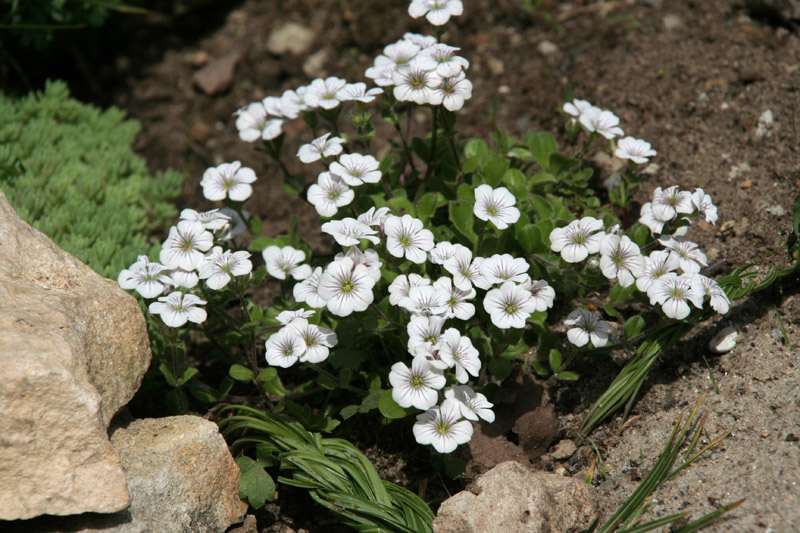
[0,0,130,49]
[0,79,182,278]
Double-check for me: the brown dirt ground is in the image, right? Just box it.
[12,0,800,531]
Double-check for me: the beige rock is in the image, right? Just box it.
[0,190,151,520]
[434,461,598,533]
[192,52,242,95]
[107,416,248,533]
[267,22,315,55]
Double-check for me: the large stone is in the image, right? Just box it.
[0,190,151,519]
[434,461,599,533]
[106,416,248,533]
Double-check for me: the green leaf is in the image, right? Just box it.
[482,156,509,187]
[463,138,489,159]
[507,147,534,161]
[549,349,562,373]
[529,132,557,171]
[444,458,466,479]
[502,168,527,189]
[177,367,199,386]
[257,368,278,382]
[378,389,407,419]
[416,192,446,224]
[624,315,646,340]
[237,459,275,509]
[529,172,558,186]
[449,200,478,245]
[229,364,254,381]
[387,191,416,216]
[158,362,177,386]
[327,349,367,370]
[629,224,651,248]
[359,388,382,413]
[340,405,359,420]
[249,304,263,325]
[530,195,554,219]
[515,224,542,254]
[456,183,475,202]
[488,357,512,380]
[411,137,429,160]
[557,371,580,381]
[247,214,263,236]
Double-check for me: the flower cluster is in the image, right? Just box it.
[366,33,472,111]
[118,209,254,327]
[564,98,656,164]
[550,109,729,336]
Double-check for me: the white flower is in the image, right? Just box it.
[159,220,214,271]
[615,137,657,164]
[692,188,718,225]
[652,186,693,222]
[473,184,520,230]
[198,247,252,290]
[403,32,438,49]
[563,98,595,118]
[200,161,257,202]
[234,102,283,142]
[262,245,312,280]
[384,214,435,264]
[579,107,624,139]
[392,58,442,105]
[695,274,730,314]
[336,82,384,103]
[636,250,680,293]
[413,399,473,453]
[336,247,383,283]
[293,267,327,308]
[438,329,480,383]
[658,235,708,274]
[276,309,316,325]
[433,71,473,111]
[329,153,382,186]
[429,241,460,264]
[219,208,248,240]
[118,256,173,298]
[265,327,305,368]
[365,56,399,87]
[483,281,537,329]
[520,279,555,312]
[279,88,309,113]
[565,309,613,348]
[434,276,476,321]
[445,385,494,423]
[388,274,431,306]
[317,257,376,316]
[389,357,446,410]
[307,172,354,217]
[179,208,231,231]
[399,285,450,316]
[305,77,347,110]
[382,39,422,66]
[357,206,392,229]
[648,273,704,320]
[639,202,666,234]
[408,0,464,25]
[297,133,346,163]
[480,253,530,286]
[417,43,469,77]
[443,247,488,291]
[169,268,199,289]
[322,218,380,246]
[288,318,337,364]
[599,234,646,287]
[149,291,207,328]
[549,217,606,263]
[407,315,446,356]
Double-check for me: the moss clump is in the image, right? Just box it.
[0,80,182,278]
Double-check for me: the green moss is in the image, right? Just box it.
[0,80,182,278]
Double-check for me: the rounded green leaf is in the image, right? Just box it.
[379,389,408,419]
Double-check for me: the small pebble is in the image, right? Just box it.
[537,40,559,56]
[766,205,785,217]
[709,326,738,354]
[550,439,577,460]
